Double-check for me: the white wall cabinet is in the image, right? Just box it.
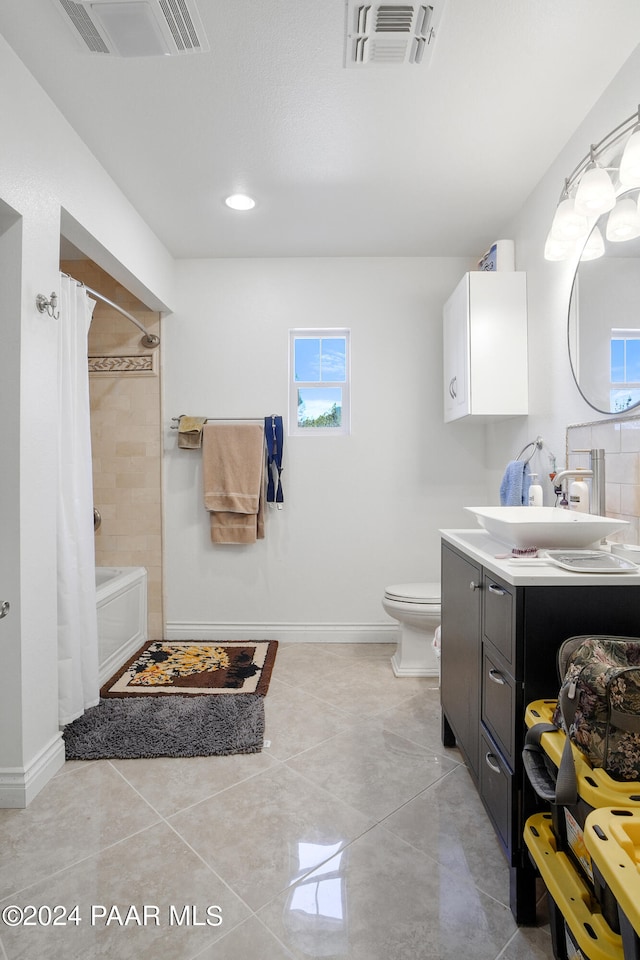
[443,272,528,422]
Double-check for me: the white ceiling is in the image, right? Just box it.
[1,1,640,260]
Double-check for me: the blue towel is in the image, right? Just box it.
[264,415,284,505]
[499,461,531,506]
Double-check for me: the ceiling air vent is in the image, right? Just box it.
[54,0,209,57]
[345,1,447,67]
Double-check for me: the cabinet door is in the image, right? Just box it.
[467,272,528,418]
[442,275,469,422]
[441,543,482,780]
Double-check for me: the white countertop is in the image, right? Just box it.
[440,529,640,587]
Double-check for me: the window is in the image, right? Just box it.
[289,329,350,435]
[610,330,640,411]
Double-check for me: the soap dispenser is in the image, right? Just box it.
[569,471,590,513]
[527,474,543,507]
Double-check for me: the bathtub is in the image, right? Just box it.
[95,567,147,684]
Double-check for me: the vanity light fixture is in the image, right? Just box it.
[545,105,640,260]
[225,193,256,211]
[579,225,605,261]
[619,124,640,186]
[573,149,616,216]
[549,190,588,240]
[544,233,575,262]
[605,196,640,242]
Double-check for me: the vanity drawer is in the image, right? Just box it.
[479,726,515,862]
[483,575,515,668]
[482,648,516,769]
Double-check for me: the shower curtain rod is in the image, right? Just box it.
[65,274,160,349]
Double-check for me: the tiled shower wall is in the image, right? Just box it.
[567,416,640,544]
[61,260,164,639]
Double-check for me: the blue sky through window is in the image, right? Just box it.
[295,337,346,382]
[297,387,342,425]
[611,337,640,383]
[611,339,624,383]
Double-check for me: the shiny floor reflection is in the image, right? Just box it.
[0,643,552,959]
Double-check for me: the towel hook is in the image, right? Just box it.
[36,292,60,319]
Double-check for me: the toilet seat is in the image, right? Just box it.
[384,582,440,605]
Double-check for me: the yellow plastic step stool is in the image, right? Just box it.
[584,808,640,960]
[524,811,623,960]
[525,701,640,810]
[525,700,640,934]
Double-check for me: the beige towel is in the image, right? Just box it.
[178,416,207,449]
[202,423,265,544]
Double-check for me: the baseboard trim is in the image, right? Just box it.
[165,622,398,644]
[0,733,65,808]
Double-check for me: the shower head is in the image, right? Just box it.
[72,280,162,350]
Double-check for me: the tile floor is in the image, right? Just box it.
[0,643,553,959]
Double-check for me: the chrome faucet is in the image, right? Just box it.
[553,448,605,516]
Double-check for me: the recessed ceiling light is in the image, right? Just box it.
[225,194,256,211]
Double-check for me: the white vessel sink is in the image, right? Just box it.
[465,506,628,549]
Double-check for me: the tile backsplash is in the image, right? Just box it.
[567,416,640,544]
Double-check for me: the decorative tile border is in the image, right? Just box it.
[568,415,640,544]
[89,354,157,376]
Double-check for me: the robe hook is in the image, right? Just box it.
[36,291,59,319]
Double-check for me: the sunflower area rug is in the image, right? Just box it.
[62,641,277,761]
[101,640,278,698]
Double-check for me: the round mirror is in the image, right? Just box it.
[568,187,640,414]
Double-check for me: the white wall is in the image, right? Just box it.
[0,208,24,770]
[0,35,174,805]
[486,45,640,498]
[163,257,491,639]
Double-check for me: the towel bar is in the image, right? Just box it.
[170,415,278,428]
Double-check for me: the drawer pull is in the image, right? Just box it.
[485,752,502,774]
[488,584,507,596]
[488,668,506,685]
[469,581,482,591]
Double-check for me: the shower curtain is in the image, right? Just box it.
[57,274,100,725]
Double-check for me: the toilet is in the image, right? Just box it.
[382,582,441,678]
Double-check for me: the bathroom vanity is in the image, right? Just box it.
[440,528,640,924]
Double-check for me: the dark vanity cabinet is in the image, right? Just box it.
[440,538,640,924]
[440,543,482,779]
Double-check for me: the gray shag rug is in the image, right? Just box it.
[63,694,265,760]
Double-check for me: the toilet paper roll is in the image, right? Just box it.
[477,239,515,272]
